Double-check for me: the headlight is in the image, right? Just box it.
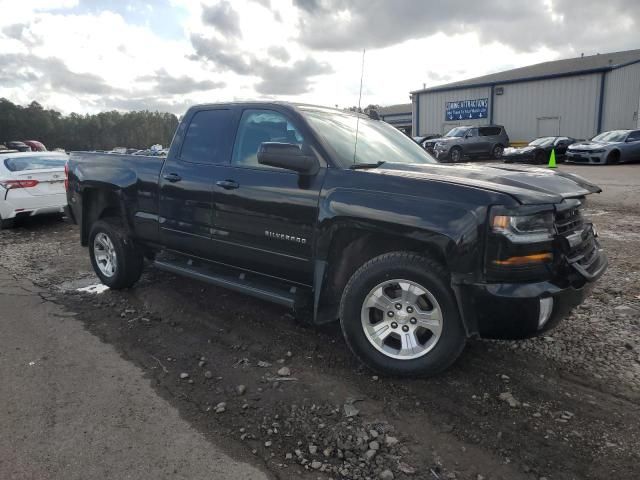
[589,149,605,153]
[491,211,554,243]
[486,208,555,279]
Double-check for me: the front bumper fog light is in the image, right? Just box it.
[538,297,554,329]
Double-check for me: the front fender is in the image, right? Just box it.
[316,188,484,274]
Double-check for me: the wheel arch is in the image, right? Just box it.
[313,224,455,325]
[80,187,129,246]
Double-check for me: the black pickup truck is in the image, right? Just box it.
[66,102,607,376]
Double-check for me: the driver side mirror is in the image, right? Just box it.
[257,142,319,175]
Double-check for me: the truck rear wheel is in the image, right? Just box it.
[339,252,465,377]
[89,218,143,289]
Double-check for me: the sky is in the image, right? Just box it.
[0,0,638,116]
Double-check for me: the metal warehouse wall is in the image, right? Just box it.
[492,75,601,141]
[414,86,491,136]
[602,62,640,131]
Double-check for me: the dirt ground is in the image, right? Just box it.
[1,164,639,480]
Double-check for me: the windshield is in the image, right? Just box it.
[592,130,629,142]
[529,137,555,147]
[300,108,436,167]
[4,154,67,172]
[444,127,468,138]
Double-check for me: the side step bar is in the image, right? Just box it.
[153,258,300,309]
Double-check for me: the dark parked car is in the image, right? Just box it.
[66,102,607,377]
[6,141,31,152]
[566,129,640,164]
[413,134,441,152]
[503,136,576,164]
[23,140,47,152]
[432,125,510,162]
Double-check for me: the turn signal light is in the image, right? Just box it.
[0,179,40,189]
[493,252,553,266]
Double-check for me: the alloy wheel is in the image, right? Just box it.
[93,232,117,277]
[360,279,443,360]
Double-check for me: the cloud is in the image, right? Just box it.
[1,22,42,46]
[189,34,332,95]
[101,96,192,116]
[138,69,225,94]
[250,0,271,7]
[292,0,640,54]
[254,57,333,95]
[189,33,253,74]
[267,46,290,62]
[201,1,242,38]
[0,53,118,95]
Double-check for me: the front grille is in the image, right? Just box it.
[555,202,601,275]
[570,149,597,154]
[555,206,584,235]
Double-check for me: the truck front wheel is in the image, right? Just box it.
[339,252,465,377]
[89,218,143,289]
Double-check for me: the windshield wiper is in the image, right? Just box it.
[350,161,385,170]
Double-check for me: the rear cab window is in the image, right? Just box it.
[3,155,67,172]
[179,109,235,164]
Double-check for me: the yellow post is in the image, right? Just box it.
[548,148,557,169]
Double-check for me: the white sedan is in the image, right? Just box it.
[0,151,68,229]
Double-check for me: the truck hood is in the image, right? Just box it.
[568,140,619,150]
[374,162,601,205]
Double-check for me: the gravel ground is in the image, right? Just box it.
[1,180,639,480]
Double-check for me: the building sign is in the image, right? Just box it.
[445,98,488,120]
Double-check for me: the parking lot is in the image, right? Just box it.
[1,163,639,480]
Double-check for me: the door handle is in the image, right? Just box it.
[216,180,239,190]
[162,173,182,183]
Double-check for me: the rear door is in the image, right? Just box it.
[158,107,238,258]
[210,107,325,284]
[476,127,495,155]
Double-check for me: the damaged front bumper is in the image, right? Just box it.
[455,234,607,340]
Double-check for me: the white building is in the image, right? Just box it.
[378,103,412,135]
[411,49,640,143]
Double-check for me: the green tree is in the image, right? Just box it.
[0,98,179,151]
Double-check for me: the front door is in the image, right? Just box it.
[158,107,237,258]
[211,108,325,285]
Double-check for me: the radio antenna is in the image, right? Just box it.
[353,48,366,164]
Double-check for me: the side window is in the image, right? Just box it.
[232,109,304,168]
[627,131,640,142]
[467,128,478,137]
[479,127,500,136]
[179,109,234,164]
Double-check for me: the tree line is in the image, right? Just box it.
[0,98,179,151]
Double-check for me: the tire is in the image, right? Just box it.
[449,147,462,163]
[491,144,504,159]
[605,151,620,165]
[339,252,466,377]
[88,217,144,289]
[0,216,15,229]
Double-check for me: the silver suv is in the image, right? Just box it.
[432,125,510,162]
